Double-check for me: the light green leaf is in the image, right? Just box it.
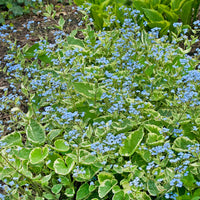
[14,148,31,160]
[73,82,104,100]
[54,157,75,175]
[79,150,96,165]
[53,139,69,152]
[98,179,118,198]
[147,180,159,196]
[144,124,161,134]
[112,191,124,200]
[157,4,178,22]
[76,183,90,200]
[98,172,115,184]
[172,136,196,152]
[150,90,165,101]
[29,146,49,164]
[51,184,62,194]
[47,129,62,141]
[41,173,52,186]
[119,127,144,157]
[111,119,136,133]
[146,133,165,146]
[0,132,22,147]
[58,16,65,28]
[65,188,75,197]
[143,8,164,22]
[26,119,46,144]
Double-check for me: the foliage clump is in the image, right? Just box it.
[0,3,200,200]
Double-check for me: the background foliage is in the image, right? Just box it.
[0,0,42,24]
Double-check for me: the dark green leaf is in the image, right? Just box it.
[147,180,159,196]
[76,183,90,200]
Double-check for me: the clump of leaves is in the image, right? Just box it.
[0,5,200,200]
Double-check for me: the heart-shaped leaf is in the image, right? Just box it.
[54,157,75,175]
[29,146,49,164]
[53,139,69,152]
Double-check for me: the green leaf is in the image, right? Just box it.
[119,127,144,157]
[67,37,85,48]
[98,179,118,198]
[65,188,75,197]
[181,171,196,190]
[133,0,149,11]
[143,8,164,22]
[157,4,178,22]
[47,129,62,141]
[113,191,124,200]
[58,15,65,28]
[24,43,39,58]
[137,192,151,200]
[192,189,200,200]
[172,136,196,152]
[76,183,90,200]
[148,20,170,35]
[38,55,52,64]
[54,157,75,175]
[144,124,161,134]
[10,5,23,16]
[26,119,46,144]
[147,180,159,196]
[180,0,193,24]
[98,172,115,184]
[41,173,52,186]
[43,192,55,200]
[150,90,165,101]
[0,132,22,147]
[46,153,61,170]
[14,148,31,160]
[146,133,165,146]
[79,150,96,165]
[51,184,63,194]
[53,139,70,152]
[111,119,136,133]
[73,82,103,100]
[29,146,49,164]
[170,0,188,11]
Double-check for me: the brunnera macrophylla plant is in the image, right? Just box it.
[0,6,200,200]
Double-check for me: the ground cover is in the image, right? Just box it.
[0,1,200,200]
